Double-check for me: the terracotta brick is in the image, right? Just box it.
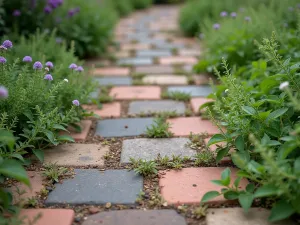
[159,167,248,205]
[110,86,161,100]
[178,49,201,57]
[62,120,92,141]
[190,98,213,113]
[92,67,130,76]
[142,75,187,85]
[20,209,74,225]
[82,102,121,118]
[11,171,44,204]
[121,43,151,51]
[167,117,219,136]
[159,56,198,65]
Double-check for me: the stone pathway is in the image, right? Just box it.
[15,5,296,225]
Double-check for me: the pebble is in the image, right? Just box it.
[88,207,100,214]
[105,202,112,209]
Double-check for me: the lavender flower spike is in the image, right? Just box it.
[0,57,7,64]
[2,40,13,49]
[230,12,237,18]
[44,74,53,81]
[0,86,8,99]
[45,61,54,68]
[75,66,84,72]
[72,99,80,106]
[23,56,32,62]
[220,11,227,17]
[69,63,77,69]
[244,16,251,22]
[213,23,220,30]
[13,10,21,17]
[33,61,43,70]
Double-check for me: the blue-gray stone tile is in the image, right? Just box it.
[154,43,185,49]
[46,169,143,205]
[94,77,132,86]
[95,118,154,138]
[136,50,172,57]
[167,86,212,97]
[118,58,153,66]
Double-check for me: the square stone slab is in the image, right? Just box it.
[110,86,161,100]
[82,102,121,118]
[190,98,213,113]
[143,75,187,85]
[206,208,297,225]
[20,209,75,225]
[134,65,174,74]
[95,118,154,138]
[44,144,109,167]
[82,210,187,225]
[92,67,130,76]
[159,167,248,205]
[159,56,197,65]
[128,100,185,115]
[118,58,153,66]
[94,77,132,86]
[167,86,212,97]
[136,49,172,57]
[46,169,143,205]
[167,117,219,136]
[121,138,196,163]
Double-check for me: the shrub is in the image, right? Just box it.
[130,0,153,9]
[109,0,134,16]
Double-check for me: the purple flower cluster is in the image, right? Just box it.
[230,12,237,18]
[44,74,53,81]
[68,7,80,17]
[69,63,77,69]
[220,11,228,17]
[44,0,63,14]
[213,23,220,30]
[0,57,7,64]
[23,56,32,62]
[72,99,80,106]
[33,61,43,70]
[46,61,54,68]
[13,10,21,17]
[0,86,8,99]
[2,40,13,49]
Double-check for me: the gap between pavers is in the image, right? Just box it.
[82,102,121,118]
[206,208,297,225]
[44,144,109,167]
[60,120,92,141]
[167,85,212,97]
[167,117,219,136]
[82,210,187,225]
[109,86,161,100]
[121,138,196,163]
[142,75,188,85]
[20,209,75,225]
[128,100,186,115]
[95,117,155,138]
[92,67,130,76]
[159,167,248,205]
[46,169,143,205]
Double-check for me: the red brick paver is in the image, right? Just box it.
[159,167,248,205]
[20,209,74,225]
[159,56,198,65]
[190,98,213,113]
[92,67,130,76]
[82,102,121,118]
[63,120,92,141]
[121,43,151,51]
[110,86,161,100]
[167,117,219,136]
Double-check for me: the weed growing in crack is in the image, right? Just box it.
[194,151,215,166]
[188,132,208,150]
[98,86,114,103]
[161,90,191,101]
[146,117,173,138]
[129,157,142,168]
[184,109,193,117]
[157,155,170,166]
[133,160,158,176]
[192,204,208,219]
[25,197,38,207]
[42,163,68,183]
[136,110,179,118]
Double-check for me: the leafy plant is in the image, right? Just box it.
[194,151,215,166]
[42,163,68,183]
[146,118,173,138]
[161,90,191,101]
[133,160,158,176]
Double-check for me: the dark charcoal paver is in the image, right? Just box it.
[136,49,172,57]
[121,138,196,163]
[95,118,154,138]
[82,210,187,225]
[46,169,143,205]
[94,77,132,86]
[128,100,186,115]
[118,58,153,66]
[167,85,212,97]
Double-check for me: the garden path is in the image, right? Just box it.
[16,5,294,225]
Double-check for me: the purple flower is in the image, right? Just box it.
[13,10,21,17]
[72,99,80,106]
[75,66,84,72]
[0,86,8,99]
[47,0,63,9]
[45,61,54,68]
[44,74,53,81]
[220,11,227,17]
[67,7,80,17]
[244,16,251,22]
[69,63,77,69]
[44,5,52,14]
[2,40,12,49]
[23,56,32,62]
[213,23,220,30]
[230,12,237,18]
[33,61,43,70]
[0,57,7,64]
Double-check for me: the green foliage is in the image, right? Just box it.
[130,0,153,9]
[109,0,134,17]
[132,160,158,176]
[194,151,215,166]
[42,163,68,183]
[146,118,173,138]
[161,90,191,101]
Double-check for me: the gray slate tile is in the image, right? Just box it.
[82,210,187,225]
[167,85,212,97]
[121,138,196,163]
[136,50,172,57]
[94,77,132,86]
[118,58,153,66]
[128,100,186,115]
[154,43,185,49]
[95,118,154,138]
[46,169,143,205]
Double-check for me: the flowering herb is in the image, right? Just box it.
[244,16,251,22]
[0,86,8,99]
[213,23,220,30]
[69,63,77,69]
[75,66,84,72]
[220,11,228,17]
[2,40,13,49]
[13,10,21,17]
[33,61,43,70]
[230,12,237,18]
[44,74,53,81]
[0,57,7,64]
[72,99,80,106]
[23,56,32,62]
[45,61,54,68]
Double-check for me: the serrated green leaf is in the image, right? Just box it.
[201,191,220,203]
[269,200,295,221]
[0,130,15,150]
[224,191,239,200]
[53,124,68,132]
